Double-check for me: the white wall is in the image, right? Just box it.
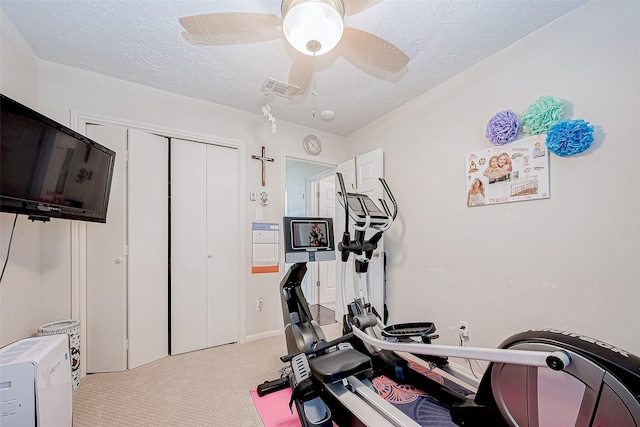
[1,9,349,345]
[347,1,640,356]
[0,10,38,104]
[0,9,70,346]
[37,62,348,339]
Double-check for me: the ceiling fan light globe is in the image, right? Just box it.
[283,1,344,56]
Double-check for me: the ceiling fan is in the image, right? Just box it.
[178,0,410,98]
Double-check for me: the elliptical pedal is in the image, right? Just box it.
[289,354,333,427]
[256,377,289,397]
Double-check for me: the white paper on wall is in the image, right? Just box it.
[466,134,550,207]
[251,222,279,273]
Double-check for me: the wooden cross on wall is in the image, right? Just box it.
[252,146,274,187]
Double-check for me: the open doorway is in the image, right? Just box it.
[284,157,336,319]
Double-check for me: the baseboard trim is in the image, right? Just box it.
[245,329,283,342]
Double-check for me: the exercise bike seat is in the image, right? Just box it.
[309,348,372,384]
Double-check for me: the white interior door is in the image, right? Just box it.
[335,148,384,322]
[285,159,339,307]
[171,139,208,355]
[205,143,239,347]
[286,179,312,302]
[171,139,239,355]
[288,180,306,216]
[317,178,336,305]
[127,129,168,368]
[85,124,127,373]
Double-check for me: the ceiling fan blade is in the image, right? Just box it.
[179,12,281,45]
[288,54,313,96]
[343,0,383,16]
[341,27,409,73]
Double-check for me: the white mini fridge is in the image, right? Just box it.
[0,334,73,427]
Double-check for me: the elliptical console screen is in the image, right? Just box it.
[291,220,330,249]
[283,217,335,263]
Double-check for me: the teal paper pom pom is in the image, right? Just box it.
[521,96,564,135]
[545,119,594,157]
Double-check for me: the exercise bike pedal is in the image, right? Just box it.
[257,377,290,397]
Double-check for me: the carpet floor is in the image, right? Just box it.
[73,323,343,426]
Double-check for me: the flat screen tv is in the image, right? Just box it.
[1,94,116,223]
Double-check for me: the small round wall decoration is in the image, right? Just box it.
[545,119,594,157]
[303,135,322,156]
[521,95,564,135]
[485,110,520,146]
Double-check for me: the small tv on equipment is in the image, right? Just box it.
[283,217,335,263]
[1,94,116,223]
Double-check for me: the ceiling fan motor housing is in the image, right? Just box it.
[282,0,346,56]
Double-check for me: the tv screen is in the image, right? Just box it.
[283,217,335,263]
[1,94,115,223]
[291,220,330,249]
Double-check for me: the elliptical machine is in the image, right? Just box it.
[262,173,640,427]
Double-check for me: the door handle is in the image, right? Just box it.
[115,257,123,264]
[208,253,213,258]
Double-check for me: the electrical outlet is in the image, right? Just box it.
[257,297,264,311]
[459,321,469,339]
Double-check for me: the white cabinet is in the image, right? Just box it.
[170,138,239,355]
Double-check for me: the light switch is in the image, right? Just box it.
[256,208,263,220]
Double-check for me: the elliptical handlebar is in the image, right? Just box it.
[335,172,399,262]
[370,178,397,232]
[379,177,397,221]
[336,173,396,232]
[336,172,350,234]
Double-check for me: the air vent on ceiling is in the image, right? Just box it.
[261,78,300,99]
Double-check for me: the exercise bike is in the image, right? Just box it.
[262,174,640,426]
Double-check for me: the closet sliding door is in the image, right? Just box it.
[127,129,169,368]
[85,125,168,372]
[205,142,239,347]
[170,138,239,355]
[85,124,128,373]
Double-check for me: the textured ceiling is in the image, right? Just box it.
[1,1,586,136]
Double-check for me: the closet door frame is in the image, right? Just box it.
[71,111,247,377]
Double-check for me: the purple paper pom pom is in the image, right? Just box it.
[545,119,594,157]
[485,110,520,146]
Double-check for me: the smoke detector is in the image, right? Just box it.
[320,110,335,121]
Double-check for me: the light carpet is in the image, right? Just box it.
[73,323,343,426]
